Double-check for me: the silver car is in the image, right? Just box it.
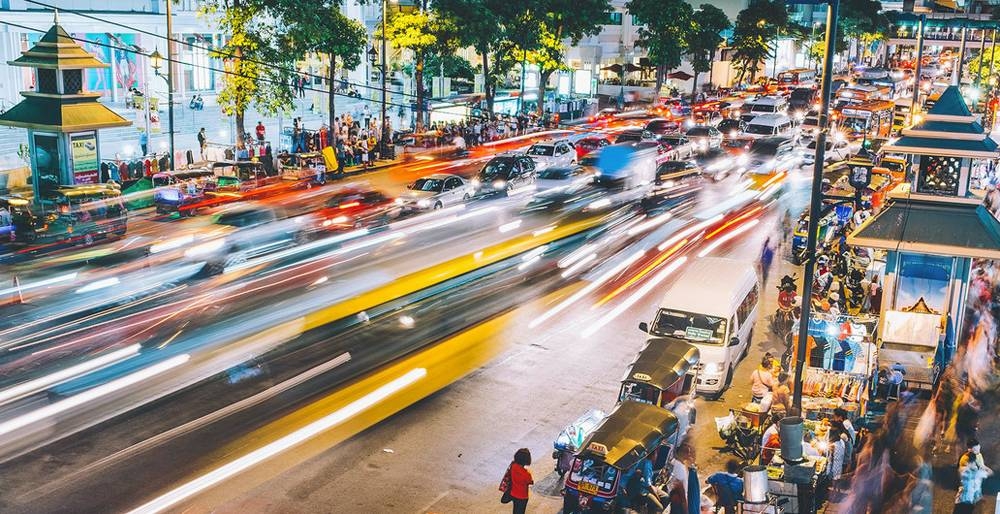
[398,173,472,211]
[525,139,577,171]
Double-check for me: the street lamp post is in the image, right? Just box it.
[149,48,175,168]
[790,0,841,414]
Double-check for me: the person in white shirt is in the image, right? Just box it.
[750,356,776,402]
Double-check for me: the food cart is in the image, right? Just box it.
[280,152,327,181]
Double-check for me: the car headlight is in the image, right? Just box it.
[492,180,506,189]
[703,362,723,374]
[737,155,749,166]
[394,198,404,205]
[416,199,431,208]
[471,178,481,188]
[323,215,350,226]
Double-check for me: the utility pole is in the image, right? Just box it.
[911,15,926,123]
[165,0,176,169]
[381,0,388,158]
[791,0,840,413]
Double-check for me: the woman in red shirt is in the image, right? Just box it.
[509,448,533,514]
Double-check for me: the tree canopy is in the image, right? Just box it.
[730,0,789,83]
[687,4,732,94]
[627,0,695,93]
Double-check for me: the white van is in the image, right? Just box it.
[638,257,759,397]
[743,113,795,139]
[740,96,788,123]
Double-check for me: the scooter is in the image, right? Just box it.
[772,275,798,337]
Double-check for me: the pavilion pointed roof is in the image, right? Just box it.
[881,86,1000,158]
[8,13,109,70]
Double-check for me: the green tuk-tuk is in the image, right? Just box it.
[620,339,700,437]
[1,185,127,245]
[563,402,680,513]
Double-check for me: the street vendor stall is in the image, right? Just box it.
[280,152,326,181]
[798,313,878,423]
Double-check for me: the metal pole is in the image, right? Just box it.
[911,15,926,122]
[990,28,998,88]
[792,0,839,414]
[956,24,968,86]
[977,26,988,89]
[381,0,388,158]
[518,49,527,113]
[165,0,176,169]
[143,59,151,155]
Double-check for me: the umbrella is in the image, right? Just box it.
[601,64,624,75]
[623,63,644,73]
[667,70,694,81]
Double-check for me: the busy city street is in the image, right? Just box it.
[4,0,1000,513]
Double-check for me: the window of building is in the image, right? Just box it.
[606,12,623,25]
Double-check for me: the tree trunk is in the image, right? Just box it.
[235,110,246,150]
[480,45,494,115]
[328,54,336,144]
[536,70,553,117]
[691,71,699,99]
[708,50,716,91]
[415,52,425,132]
[654,64,664,101]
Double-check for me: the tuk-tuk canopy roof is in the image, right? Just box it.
[578,401,678,471]
[621,338,700,390]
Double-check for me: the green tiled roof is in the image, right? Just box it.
[887,135,997,153]
[926,86,972,118]
[913,120,984,134]
[0,96,130,131]
[8,20,109,70]
[849,198,1000,259]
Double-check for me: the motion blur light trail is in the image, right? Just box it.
[128,367,427,514]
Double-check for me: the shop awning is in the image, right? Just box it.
[848,197,1000,259]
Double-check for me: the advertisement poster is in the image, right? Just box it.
[71,132,99,184]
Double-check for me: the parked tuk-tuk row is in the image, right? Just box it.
[558,339,700,513]
[1,184,127,246]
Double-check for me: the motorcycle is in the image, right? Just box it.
[771,275,799,338]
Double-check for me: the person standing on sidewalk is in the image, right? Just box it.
[506,448,533,514]
[760,237,775,286]
[197,128,207,161]
[139,130,148,156]
[255,121,266,143]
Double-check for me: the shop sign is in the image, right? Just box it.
[70,132,99,184]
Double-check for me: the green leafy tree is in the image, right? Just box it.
[627,0,695,96]
[200,0,297,148]
[840,0,888,65]
[730,0,789,84]
[966,46,1000,86]
[525,0,611,116]
[687,5,731,96]
[436,0,527,114]
[280,0,367,135]
[381,4,453,130]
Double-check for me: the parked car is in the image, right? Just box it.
[655,134,696,160]
[574,136,611,159]
[525,139,577,171]
[535,165,593,192]
[685,126,723,152]
[472,155,537,196]
[398,173,472,212]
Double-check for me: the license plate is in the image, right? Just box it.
[577,481,599,495]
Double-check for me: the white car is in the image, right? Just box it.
[534,165,593,192]
[801,139,851,166]
[655,134,696,160]
[525,139,577,171]
[398,173,472,211]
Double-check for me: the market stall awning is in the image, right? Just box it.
[848,197,1000,259]
[933,0,960,11]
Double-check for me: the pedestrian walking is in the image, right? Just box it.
[139,130,148,156]
[197,127,207,160]
[760,237,775,286]
[498,448,533,514]
[954,439,992,514]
